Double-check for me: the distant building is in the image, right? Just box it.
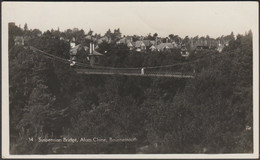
[172,41,178,48]
[217,43,225,53]
[180,45,190,57]
[149,45,157,52]
[116,37,132,45]
[14,36,24,46]
[88,43,103,66]
[116,38,127,44]
[127,41,135,50]
[70,37,76,48]
[59,37,65,41]
[134,41,146,52]
[155,43,175,52]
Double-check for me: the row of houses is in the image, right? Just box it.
[189,36,233,53]
[63,33,233,53]
[69,35,179,53]
[14,36,37,46]
[116,37,180,52]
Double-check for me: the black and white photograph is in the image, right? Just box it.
[1,1,259,159]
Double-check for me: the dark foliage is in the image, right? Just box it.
[8,25,253,154]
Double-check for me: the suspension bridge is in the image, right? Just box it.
[75,68,195,78]
[27,46,197,79]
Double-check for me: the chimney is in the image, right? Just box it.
[90,43,92,54]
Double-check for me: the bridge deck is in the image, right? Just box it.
[75,69,195,79]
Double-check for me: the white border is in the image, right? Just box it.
[1,1,259,159]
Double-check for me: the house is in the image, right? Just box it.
[172,41,178,48]
[14,36,24,46]
[116,37,132,45]
[149,45,157,52]
[116,38,127,44]
[88,43,103,66]
[59,37,65,41]
[180,46,190,57]
[217,43,225,52]
[127,41,135,50]
[134,41,146,52]
[155,43,174,52]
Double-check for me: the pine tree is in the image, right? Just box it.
[24,23,28,31]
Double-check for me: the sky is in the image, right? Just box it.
[2,2,258,38]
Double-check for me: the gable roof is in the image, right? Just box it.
[127,41,134,47]
[116,38,127,44]
[149,45,157,49]
[135,41,146,48]
[156,43,174,51]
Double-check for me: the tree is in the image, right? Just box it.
[114,28,122,38]
[247,30,252,36]
[230,32,235,39]
[182,36,190,44]
[8,23,23,48]
[173,35,181,44]
[72,28,79,33]
[153,33,158,38]
[24,23,28,31]
[147,33,154,40]
[32,29,42,37]
[88,29,93,36]
[169,34,174,40]
[105,29,112,37]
